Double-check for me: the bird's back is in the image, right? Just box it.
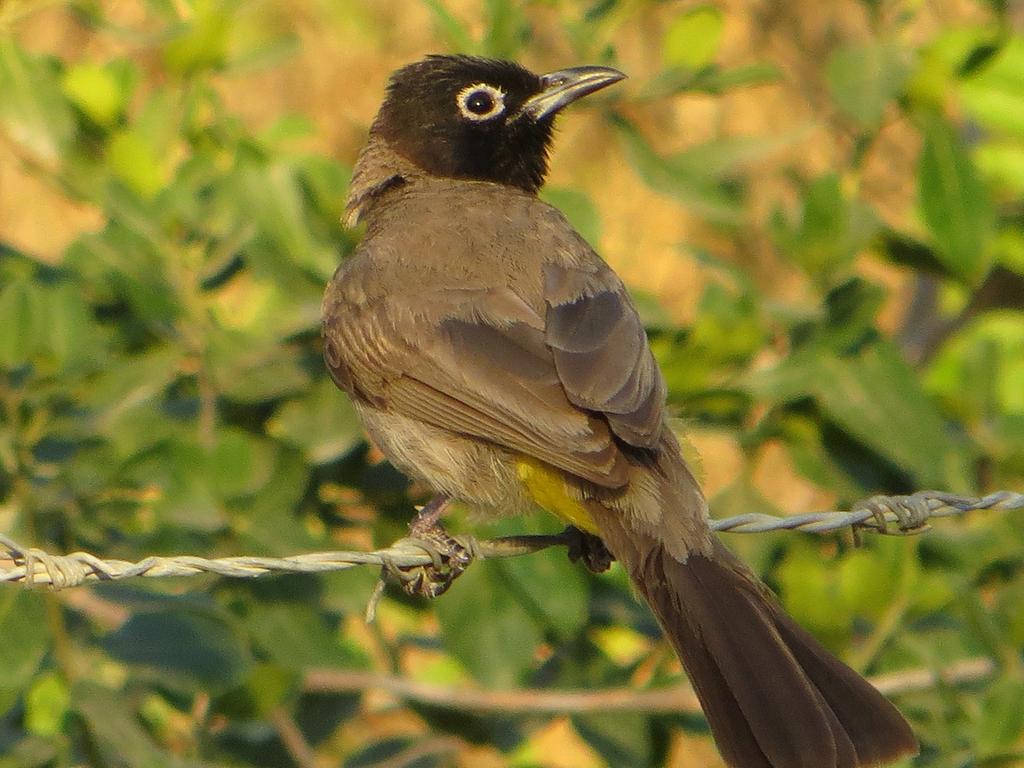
[330,177,605,313]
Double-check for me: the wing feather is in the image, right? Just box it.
[324,290,629,487]
[323,196,668,486]
[544,263,666,448]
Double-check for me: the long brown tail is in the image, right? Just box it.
[590,510,919,768]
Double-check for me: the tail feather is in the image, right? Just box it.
[592,509,918,768]
[770,610,914,766]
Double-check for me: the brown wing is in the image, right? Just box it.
[323,240,666,488]
[324,285,630,487]
[544,262,666,449]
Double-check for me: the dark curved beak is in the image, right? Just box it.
[519,65,626,121]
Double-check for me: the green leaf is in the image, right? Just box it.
[38,280,103,372]
[246,603,369,671]
[975,141,1024,197]
[818,278,887,353]
[0,592,49,716]
[0,277,42,368]
[72,682,172,768]
[668,133,806,180]
[65,221,181,326]
[837,539,916,620]
[826,42,911,128]
[573,711,653,768]
[0,736,57,768]
[132,87,180,167]
[221,11,300,73]
[24,672,70,738]
[108,128,167,200]
[772,174,879,279]
[875,229,949,274]
[233,450,319,555]
[216,662,297,719]
[777,413,864,501]
[435,559,543,687]
[746,340,973,488]
[0,39,75,162]
[688,282,765,362]
[918,115,994,283]
[494,518,589,642]
[814,344,968,487]
[776,539,852,643]
[163,6,230,74]
[481,0,528,59]
[206,329,312,403]
[614,117,742,224]
[641,62,780,99]
[663,6,724,69]
[976,678,1024,755]
[925,312,1024,420]
[780,538,917,649]
[0,271,103,373]
[698,62,781,92]
[104,607,251,693]
[422,0,476,53]
[61,62,129,127]
[81,346,182,448]
[905,27,991,108]
[208,270,323,341]
[653,278,764,399]
[233,158,338,281]
[961,37,1024,140]
[128,441,227,532]
[297,154,351,224]
[630,289,674,329]
[345,739,430,768]
[208,427,278,499]
[651,332,717,397]
[267,376,364,464]
[541,187,601,245]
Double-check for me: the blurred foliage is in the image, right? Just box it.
[1,1,1023,767]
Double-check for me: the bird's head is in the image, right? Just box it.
[367,55,625,194]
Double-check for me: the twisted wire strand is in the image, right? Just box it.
[1,490,1020,591]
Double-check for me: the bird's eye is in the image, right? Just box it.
[456,83,506,122]
[466,91,494,113]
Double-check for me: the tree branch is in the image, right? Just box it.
[302,656,995,715]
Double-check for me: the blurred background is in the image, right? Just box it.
[1,1,1023,766]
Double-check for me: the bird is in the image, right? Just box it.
[322,54,919,768]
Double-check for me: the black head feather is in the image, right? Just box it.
[370,55,622,194]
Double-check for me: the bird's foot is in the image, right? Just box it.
[399,526,473,598]
[399,495,473,598]
[563,525,614,573]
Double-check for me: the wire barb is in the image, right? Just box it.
[1,489,1020,591]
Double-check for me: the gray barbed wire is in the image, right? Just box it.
[1,489,1020,592]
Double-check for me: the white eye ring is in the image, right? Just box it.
[455,83,506,122]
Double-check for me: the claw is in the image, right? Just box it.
[391,495,474,598]
[563,526,614,573]
[399,524,472,597]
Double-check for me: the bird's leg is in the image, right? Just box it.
[409,494,452,535]
[563,525,615,573]
[402,494,473,598]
